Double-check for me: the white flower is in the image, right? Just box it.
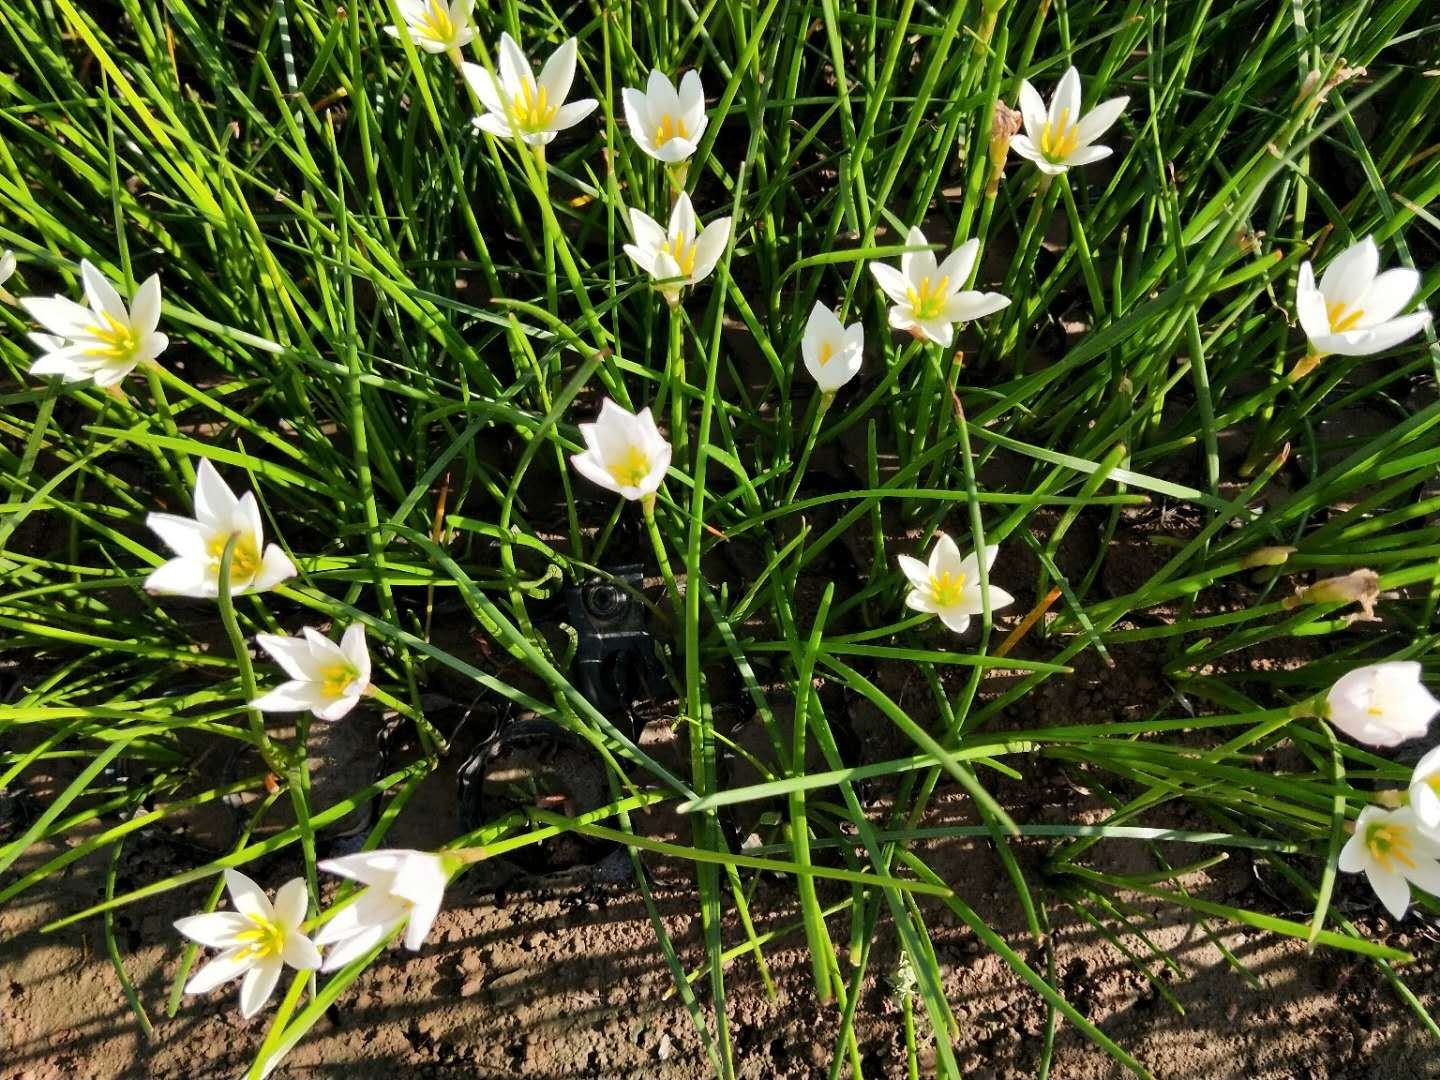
[252,625,371,721]
[1325,661,1440,747]
[802,301,864,393]
[570,397,672,503]
[20,260,168,387]
[461,33,597,146]
[144,459,297,597]
[173,870,321,1018]
[383,0,472,53]
[315,849,451,971]
[1010,66,1128,175]
[0,249,15,301]
[869,227,1009,348]
[897,533,1015,635]
[623,192,731,303]
[1338,805,1440,920]
[622,69,707,164]
[1409,745,1440,836]
[1296,236,1431,358]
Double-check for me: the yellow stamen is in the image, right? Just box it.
[414,0,453,44]
[607,444,652,488]
[83,311,137,361]
[1039,106,1080,161]
[1326,299,1366,334]
[929,570,967,608]
[1367,822,1417,873]
[319,662,359,699]
[904,275,951,322]
[661,236,697,277]
[654,113,690,148]
[513,80,557,130]
[207,533,261,580]
[232,912,284,961]
[817,342,834,367]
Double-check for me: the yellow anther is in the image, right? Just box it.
[415,0,453,43]
[83,311,137,361]
[662,236,697,276]
[929,570,967,608]
[654,113,689,147]
[817,342,834,366]
[904,275,951,322]
[207,533,261,579]
[1367,822,1417,873]
[319,663,358,699]
[232,913,284,961]
[1039,107,1080,160]
[607,444,652,487]
[513,81,557,129]
[1326,300,1366,334]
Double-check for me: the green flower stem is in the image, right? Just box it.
[216,532,282,775]
[643,496,685,628]
[782,391,833,506]
[1060,174,1108,323]
[668,302,689,466]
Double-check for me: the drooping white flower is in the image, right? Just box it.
[252,625,371,721]
[173,870,321,1019]
[315,849,451,971]
[802,301,864,394]
[1010,66,1128,175]
[1325,661,1440,747]
[869,227,1009,348]
[461,33,597,146]
[1295,236,1431,359]
[383,0,473,53]
[0,249,15,303]
[897,533,1014,635]
[1409,745,1440,837]
[1338,805,1440,920]
[570,397,672,503]
[144,459,297,597]
[20,260,168,387]
[623,192,731,304]
[622,69,708,164]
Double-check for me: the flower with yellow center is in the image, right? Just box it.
[21,260,168,387]
[896,532,1014,635]
[624,192,732,305]
[1338,805,1440,920]
[383,0,473,54]
[801,300,864,394]
[0,248,17,305]
[462,33,598,147]
[1292,235,1431,376]
[869,226,1009,347]
[570,397,672,504]
[174,870,320,1018]
[1409,746,1440,837]
[252,624,371,722]
[316,850,454,971]
[145,459,296,598]
[622,68,708,164]
[1325,661,1440,748]
[1010,66,1128,176]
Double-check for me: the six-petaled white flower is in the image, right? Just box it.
[870,227,1009,347]
[897,533,1015,635]
[1296,235,1431,361]
[384,0,473,54]
[462,33,597,146]
[315,849,452,971]
[802,300,864,393]
[252,625,371,721]
[1338,805,1440,920]
[624,192,731,304]
[1010,66,1128,175]
[1325,661,1440,748]
[570,397,672,503]
[174,870,321,1019]
[144,459,297,598]
[622,69,708,164]
[21,260,168,387]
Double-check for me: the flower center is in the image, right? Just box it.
[414,0,453,44]
[1326,300,1366,334]
[1366,822,1417,873]
[232,912,285,961]
[207,532,261,581]
[929,570,967,608]
[84,311,138,362]
[607,444,652,488]
[319,662,360,699]
[817,341,834,366]
[1039,106,1080,161]
[905,275,950,322]
[513,81,557,131]
[661,236,697,277]
[654,112,689,147]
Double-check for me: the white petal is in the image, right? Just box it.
[937,609,973,635]
[319,849,407,888]
[315,694,363,722]
[192,459,238,531]
[474,112,514,139]
[1319,236,1379,307]
[272,877,309,930]
[905,589,938,615]
[497,32,531,96]
[678,69,706,130]
[935,239,979,288]
[669,192,698,243]
[146,512,212,560]
[537,38,579,106]
[622,87,655,152]
[20,295,96,338]
[282,931,322,972]
[1050,67,1082,128]
[341,624,370,680]
[1366,865,1411,920]
[915,318,955,347]
[239,955,283,1018]
[1009,134,1043,164]
[1318,312,1431,357]
[1061,145,1112,168]
[549,99,597,133]
[1337,828,1370,873]
[1073,96,1128,148]
[225,869,273,921]
[929,532,962,574]
[251,681,330,714]
[461,61,507,116]
[690,218,731,284]
[81,260,128,325]
[251,545,298,592]
[173,911,250,948]
[944,290,1011,323]
[900,225,935,283]
[984,584,1016,612]
[1018,80,1047,138]
[1295,262,1330,342]
[320,918,401,973]
[184,948,253,995]
[131,274,163,337]
[255,633,316,681]
[869,262,913,306]
[1357,268,1422,327]
[144,557,214,598]
[897,554,932,591]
